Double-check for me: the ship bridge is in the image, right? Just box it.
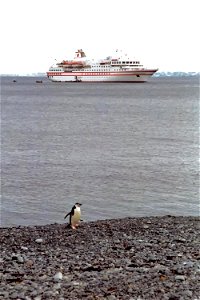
[111,60,143,67]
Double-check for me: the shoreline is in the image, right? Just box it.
[1,214,199,230]
[0,215,199,299]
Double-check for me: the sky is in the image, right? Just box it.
[1,0,200,74]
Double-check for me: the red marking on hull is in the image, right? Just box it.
[49,80,146,83]
[78,81,146,83]
[47,72,156,77]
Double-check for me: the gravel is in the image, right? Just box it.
[0,216,199,299]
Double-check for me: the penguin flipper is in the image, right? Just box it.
[64,212,70,219]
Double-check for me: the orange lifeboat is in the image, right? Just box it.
[60,60,84,65]
[57,60,85,68]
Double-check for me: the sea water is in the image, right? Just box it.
[1,76,199,226]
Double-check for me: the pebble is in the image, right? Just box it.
[26,259,34,267]
[21,246,29,251]
[35,238,43,243]
[53,283,61,290]
[183,290,193,297]
[73,281,81,286]
[0,292,9,298]
[146,220,152,224]
[175,275,185,281]
[10,292,19,299]
[30,290,38,297]
[63,275,73,281]
[143,225,149,229]
[107,295,117,300]
[17,255,24,263]
[38,274,47,281]
[53,272,63,281]
[34,296,42,300]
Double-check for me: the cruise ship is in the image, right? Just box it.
[47,49,158,83]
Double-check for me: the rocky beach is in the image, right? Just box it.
[0,216,199,300]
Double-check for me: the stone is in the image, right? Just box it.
[143,225,149,229]
[175,275,185,281]
[182,290,193,297]
[107,296,117,300]
[17,255,24,263]
[30,290,39,297]
[10,292,19,299]
[21,246,29,251]
[73,281,81,286]
[35,238,43,243]
[54,271,63,281]
[26,259,34,267]
[34,296,42,300]
[53,283,61,290]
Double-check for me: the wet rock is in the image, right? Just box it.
[182,290,193,297]
[26,259,34,267]
[35,238,43,243]
[17,255,24,263]
[0,291,9,298]
[143,225,149,229]
[175,275,185,281]
[34,296,42,300]
[53,283,61,290]
[53,271,63,281]
[9,292,19,299]
[107,295,117,300]
[21,246,29,251]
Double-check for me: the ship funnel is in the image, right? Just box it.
[75,49,86,58]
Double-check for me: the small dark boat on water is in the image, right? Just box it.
[36,80,43,83]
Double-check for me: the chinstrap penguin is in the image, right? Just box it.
[64,203,82,229]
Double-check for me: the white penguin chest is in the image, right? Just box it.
[71,208,81,224]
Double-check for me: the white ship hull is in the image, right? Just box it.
[47,71,157,83]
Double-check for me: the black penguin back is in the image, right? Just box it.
[69,205,76,225]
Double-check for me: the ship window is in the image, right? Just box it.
[122,61,125,64]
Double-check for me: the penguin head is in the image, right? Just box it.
[75,203,82,207]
